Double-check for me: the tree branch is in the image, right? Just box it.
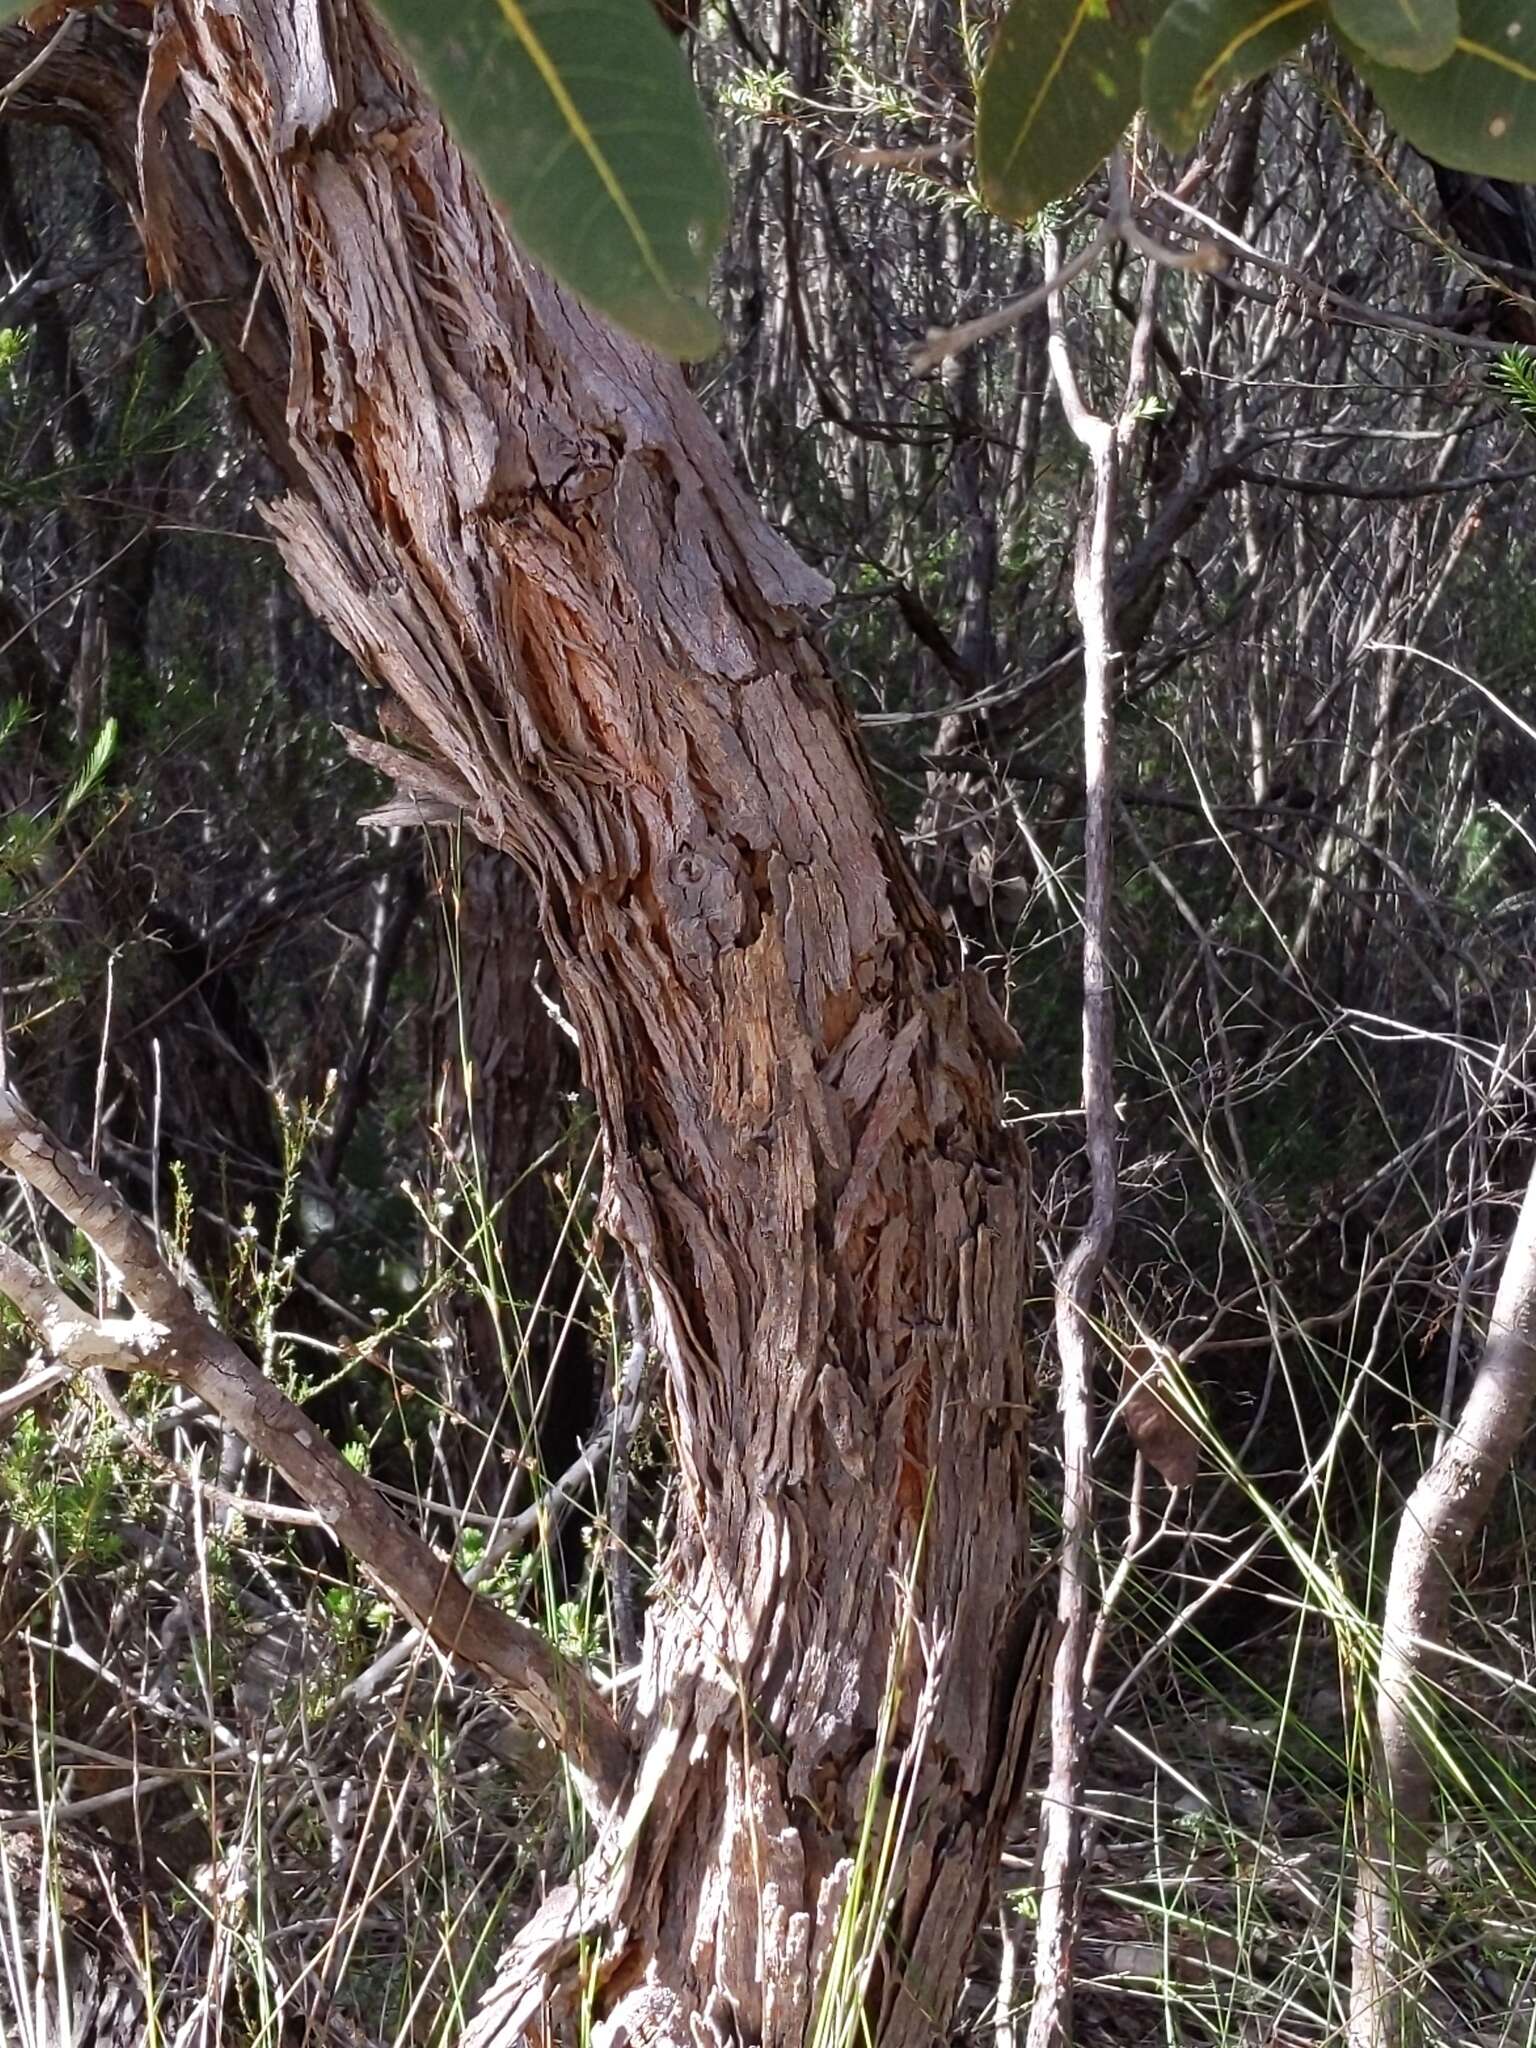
[0,1083,632,1820]
[1027,225,1138,2048]
[1349,1154,1536,2046]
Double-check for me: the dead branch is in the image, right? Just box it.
[1027,208,1148,2048]
[0,1083,632,1821]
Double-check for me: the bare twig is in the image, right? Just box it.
[911,227,1112,374]
[0,12,80,113]
[1027,207,1148,2048]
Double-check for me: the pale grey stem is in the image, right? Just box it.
[1027,214,1145,2048]
[1348,1156,1536,2047]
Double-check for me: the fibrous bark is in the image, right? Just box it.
[3,6,1039,2043]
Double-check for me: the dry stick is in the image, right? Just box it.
[0,1360,72,1427]
[0,1083,631,1821]
[1027,213,1150,2048]
[1348,1157,1536,2048]
[0,9,78,111]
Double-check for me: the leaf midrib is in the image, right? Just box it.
[489,0,681,300]
[1192,0,1316,99]
[998,0,1113,184]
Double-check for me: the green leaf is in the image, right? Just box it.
[1493,343,1536,425]
[1143,0,1323,147]
[1330,0,1458,69]
[1349,0,1536,178]
[977,0,1162,220]
[60,717,117,819]
[372,0,728,359]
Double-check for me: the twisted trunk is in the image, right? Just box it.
[6,6,1040,2041]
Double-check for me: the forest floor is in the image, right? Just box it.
[977,1622,1536,2048]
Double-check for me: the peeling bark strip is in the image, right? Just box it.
[8,4,1039,2040]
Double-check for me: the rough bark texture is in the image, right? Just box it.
[8,7,1038,2042]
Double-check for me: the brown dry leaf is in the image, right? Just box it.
[1121,1344,1200,1489]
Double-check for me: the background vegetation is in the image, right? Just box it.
[5,11,1536,2045]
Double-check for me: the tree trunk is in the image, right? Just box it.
[8,7,1040,2042]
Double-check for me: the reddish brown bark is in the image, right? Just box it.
[4,8,1040,2042]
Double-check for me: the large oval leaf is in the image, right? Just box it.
[374,0,728,358]
[1143,0,1323,147]
[1330,0,1459,69]
[1350,0,1536,177]
[977,0,1161,219]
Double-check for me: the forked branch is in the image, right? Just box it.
[1028,200,1157,2048]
